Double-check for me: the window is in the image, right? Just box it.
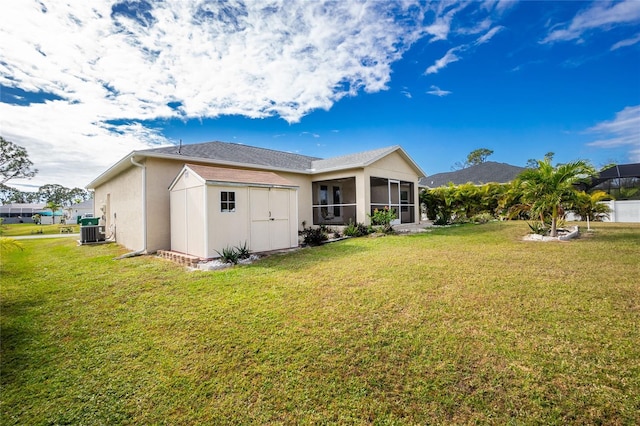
[221,191,235,212]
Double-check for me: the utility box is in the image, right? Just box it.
[80,225,105,243]
[80,217,99,226]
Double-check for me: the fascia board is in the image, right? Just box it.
[204,180,299,189]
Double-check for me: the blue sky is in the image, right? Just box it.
[1,0,639,191]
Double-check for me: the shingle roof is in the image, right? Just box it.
[184,164,297,187]
[311,146,399,172]
[144,141,319,171]
[419,161,525,187]
[87,141,424,189]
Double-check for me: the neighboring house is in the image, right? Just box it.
[37,210,65,225]
[580,163,640,198]
[0,203,45,224]
[66,199,94,223]
[87,141,425,256]
[419,161,525,188]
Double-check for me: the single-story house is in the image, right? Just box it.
[66,199,94,223]
[419,161,525,188]
[0,203,45,224]
[87,141,426,257]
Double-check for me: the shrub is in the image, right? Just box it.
[470,212,494,224]
[216,246,240,264]
[343,220,371,237]
[369,207,396,234]
[235,242,251,260]
[300,226,328,246]
[527,221,548,235]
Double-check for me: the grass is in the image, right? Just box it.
[1,221,639,424]
[1,222,79,236]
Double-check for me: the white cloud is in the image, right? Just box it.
[425,24,503,75]
[425,48,461,74]
[611,33,640,50]
[300,132,320,138]
[587,105,640,162]
[427,85,452,97]
[0,0,433,188]
[425,3,468,42]
[542,0,640,44]
[475,26,504,45]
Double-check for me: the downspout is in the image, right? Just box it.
[118,156,147,258]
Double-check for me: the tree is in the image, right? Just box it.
[67,188,91,205]
[38,184,68,205]
[453,148,494,170]
[467,148,494,166]
[571,190,611,222]
[516,159,595,237]
[526,152,554,168]
[37,184,90,206]
[46,201,62,225]
[0,137,38,184]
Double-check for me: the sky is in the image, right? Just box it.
[1,0,639,192]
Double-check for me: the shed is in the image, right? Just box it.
[169,164,299,259]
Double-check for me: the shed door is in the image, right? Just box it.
[250,187,292,252]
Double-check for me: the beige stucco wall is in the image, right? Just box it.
[92,164,144,252]
[366,151,420,182]
[145,158,187,252]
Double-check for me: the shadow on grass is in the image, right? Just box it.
[0,296,48,387]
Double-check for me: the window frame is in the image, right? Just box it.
[220,191,236,213]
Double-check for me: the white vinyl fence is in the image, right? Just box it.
[600,200,640,223]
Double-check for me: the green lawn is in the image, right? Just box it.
[1,222,639,424]
[1,222,79,236]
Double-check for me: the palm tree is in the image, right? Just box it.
[0,219,23,252]
[571,190,611,222]
[46,201,62,225]
[516,159,595,237]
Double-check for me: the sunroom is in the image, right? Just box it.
[312,177,357,225]
[311,176,416,226]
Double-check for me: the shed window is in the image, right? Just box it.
[221,191,236,212]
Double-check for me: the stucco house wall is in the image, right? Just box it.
[93,164,144,252]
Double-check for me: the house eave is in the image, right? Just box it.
[86,151,140,190]
[87,151,315,190]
